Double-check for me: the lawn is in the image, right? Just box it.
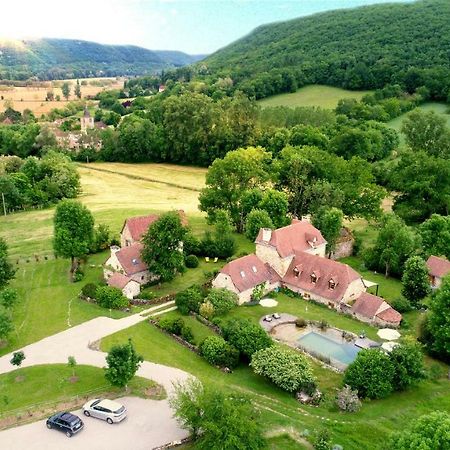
[0,364,163,421]
[100,316,450,450]
[258,85,371,109]
[0,252,127,357]
[0,162,207,259]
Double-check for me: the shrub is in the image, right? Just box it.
[96,286,129,309]
[295,318,308,328]
[250,346,316,393]
[199,300,215,319]
[336,385,362,412]
[159,317,185,335]
[206,288,238,316]
[200,232,218,257]
[319,319,329,330]
[390,296,413,313]
[314,429,332,450]
[199,336,239,368]
[222,318,272,359]
[175,285,204,315]
[180,325,194,344]
[185,254,199,268]
[343,349,394,399]
[183,233,202,256]
[81,283,98,299]
[214,234,236,260]
[389,341,426,391]
[73,267,84,282]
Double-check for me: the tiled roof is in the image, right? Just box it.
[376,307,402,325]
[282,251,360,303]
[426,255,450,278]
[351,292,385,318]
[255,220,327,258]
[107,272,133,290]
[122,210,188,242]
[115,243,148,276]
[220,254,280,293]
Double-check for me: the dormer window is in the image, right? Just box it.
[329,279,336,290]
[132,258,139,265]
[310,273,317,284]
[240,271,246,278]
[252,266,257,273]
[293,267,300,277]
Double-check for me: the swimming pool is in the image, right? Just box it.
[297,331,361,366]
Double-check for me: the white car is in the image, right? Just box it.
[82,399,127,424]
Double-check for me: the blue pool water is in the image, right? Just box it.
[297,332,361,366]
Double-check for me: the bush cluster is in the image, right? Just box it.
[96,286,129,310]
[175,285,204,315]
[199,335,239,369]
[159,317,194,344]
[184,254,199,268]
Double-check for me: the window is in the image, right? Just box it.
[329,279,336,290]
[240,271,246,278]
[293,267,299,277]
[310,273,317,283]
[141,276,144,281]
[252,266,257,273]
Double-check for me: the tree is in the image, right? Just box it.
[0,311,13,341]
[67,356,77,377]
[199,147,272,232]
[0,238,15,290]
[175,285,203,315]
[259,189,289,229]
[250,346,316,393]
[212,210,236,259]
[53,200,94,280]
[401,109,450,158]
[401,256,430,307]
[389,341,425,391]
[388,411,450,450]
[312,207,344,257]
[364,214,418,277]
[141,211,187,282]
[104,339,143,389]
[10,351,25,368]
[245,209,273,241]
[95,286,129,309]
[61,82,70,101]
[205,288,238,316]
[199,336,239,368]
[343,349,394,399]
[74,80,81,99]
[419,214,450,259]
[222,318,272,360]
[0,288,17,310]
[427,275,450,361]
[170,379,266,449]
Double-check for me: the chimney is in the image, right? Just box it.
[262,228,272,242]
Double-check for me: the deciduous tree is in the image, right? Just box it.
[312,207,344,257]
[0,238,15,290]
[401,256,430,307]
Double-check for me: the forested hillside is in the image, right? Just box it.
[0,38,204,80]
[200,0,450,99]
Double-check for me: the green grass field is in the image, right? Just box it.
[0,364,163,417]
[258,85,371,109]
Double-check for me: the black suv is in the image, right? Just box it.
[46,412,84,437]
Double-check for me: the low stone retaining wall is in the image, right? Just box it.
[148,319,199,354]
[189,312,222,335]
[152,436,192,449]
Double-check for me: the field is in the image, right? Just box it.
[0,162,207,259]
[257,85,371,109]
[0,77,123,115]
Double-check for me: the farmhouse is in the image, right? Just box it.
[212,254,281,305]
[121,210,187,247]
[213,219,402,327]
[350,292,402,328]
[426,255,450,288]
[107,272,141,300]
[104,244,154,289]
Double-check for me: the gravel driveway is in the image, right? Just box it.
[0,396,188,450]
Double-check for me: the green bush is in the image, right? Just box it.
[222,318,273,359]
[95,286,129,309]
[390,341,426,391]
[81,283,98,299]
[245,209,273,241]
[181,325,194,344]
[199,300,215,319]
[250,346,316,393]
[159,317,185,335]
[185,254,199,268]
[73,267,85,282]
[390,296,413,313]
[206,288,238,316]
[199,336,239,368]
[295,318,308,328]
[343,349,394,399]
[175,285,204,315]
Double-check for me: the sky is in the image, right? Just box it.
[1,0,413,54]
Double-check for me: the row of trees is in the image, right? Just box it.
[0,152,80,212]
[0,238,17,343]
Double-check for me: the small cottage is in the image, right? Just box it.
[426,255,450,289]
[107,272,140,299]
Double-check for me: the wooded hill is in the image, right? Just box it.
[201,0,450,99]
[0,38,205,81]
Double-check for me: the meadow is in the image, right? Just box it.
[257,85,371,109]
[0,77,123,115]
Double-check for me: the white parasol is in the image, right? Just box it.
[377,328,401,341]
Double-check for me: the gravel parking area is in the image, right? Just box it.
[0,396,188,450]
